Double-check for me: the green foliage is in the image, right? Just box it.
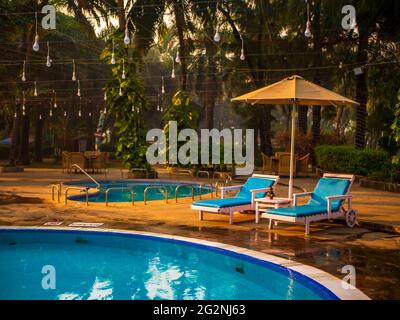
[315,145,390,176]
[391,89,400,144]
[161,90,199,167]
[101,30,149,170]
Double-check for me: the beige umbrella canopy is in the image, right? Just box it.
[232,75,359,198]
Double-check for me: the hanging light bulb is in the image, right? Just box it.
[89,112,92,117]
[175,51,181,64]
[14,112,17,118]
[132,105,135,112]
[157,104,160,111]
[49,109,53,117]
[122,59,126,79]
[103,91,107,101]
[240,36,245,61]
[304,1,312,38]
[72,59,76,81]
[111,38,116,64]
[22,103,26,116]
[78,109,82,117]
[214,28,221,42]
[32,12,40,52]
[119,84,123,96]
[53,91,57,109]
[22,60,26,81]
[160,106,164,112]
[339,61,343,69]
[161,76,165,94]
[34,81,38,96]
[46,42,51,67]
[171,59,176,79]
[39,114,42,120]
[103,107,107,114]
[124,22,130,45]
[77,80,81,96]
[64,111,67,117]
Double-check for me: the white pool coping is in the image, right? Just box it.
[0,226,370,300]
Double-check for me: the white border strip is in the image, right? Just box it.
[0,226,370,300]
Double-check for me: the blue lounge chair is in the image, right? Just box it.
[191,174,280,224]
[262,174,357,235]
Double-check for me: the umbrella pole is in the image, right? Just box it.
[288,104,297,199]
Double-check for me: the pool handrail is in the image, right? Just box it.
[65,186,90,206]
[105,187,134,206]
[175,185,195,203]
[144,186,168,205]
[71,163,101,189]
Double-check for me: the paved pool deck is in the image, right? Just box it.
[0,167,399,299]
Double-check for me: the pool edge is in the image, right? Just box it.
[0,226,370,300]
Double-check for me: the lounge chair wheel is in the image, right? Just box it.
[345,210,357,228]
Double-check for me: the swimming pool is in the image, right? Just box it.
[0,228,368,300]
[65,180,213,203]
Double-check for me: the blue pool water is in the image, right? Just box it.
[0,229,338,300]
[66,180,213,203]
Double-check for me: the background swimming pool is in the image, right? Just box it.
[66,180,213,203]
[0,229,338,300]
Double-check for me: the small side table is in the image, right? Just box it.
[255,197,292,224]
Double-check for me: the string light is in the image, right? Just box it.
[64,111,67,117]
[77,80,81,96]
[39,114,42,120]
[111,38,116,64]
[122,59,126,79]
[175,50,181,64]
[53,90,57,108]
[157,94,160,111]
[104,91,107,101]
[240,35,245,61]
[132,105,135,112]
[214,27,221,42]
[22,91,26,116]
[46,42,51,67]
[171,57,176,79]
[49,109,53,117]
[72,59,76,81]
[119,83,123,96]
[89,112,92,117]
[161,76,165,94]
[14,112,17,118]
[21,60,26,81]
[304,1,312,38]
[103,107,107,114]
[124,21,130,45]
[32,12,39,52]
[78,109,82,117]
[34,81,38,96]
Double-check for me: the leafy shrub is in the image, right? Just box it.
[315,145,389,176]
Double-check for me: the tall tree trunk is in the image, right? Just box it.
[298,107,308,134]
[117,0,126,30]
[355,34,368,149]
[18,112,30,165]
[9,104,20,166]
[260,108,273,156]
[34,117,43,162]
[312,0,322,145]
[173,0,188,91]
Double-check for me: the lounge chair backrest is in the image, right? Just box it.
[308,177,351,211]
[236,177,275,200]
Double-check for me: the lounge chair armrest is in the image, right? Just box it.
[326,194,352,201]
[326,195,353,218]
[293,192,313,205]
[220,185,243,199]
[250,188,270,203]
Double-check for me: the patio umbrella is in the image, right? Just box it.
[232,75,359,198]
